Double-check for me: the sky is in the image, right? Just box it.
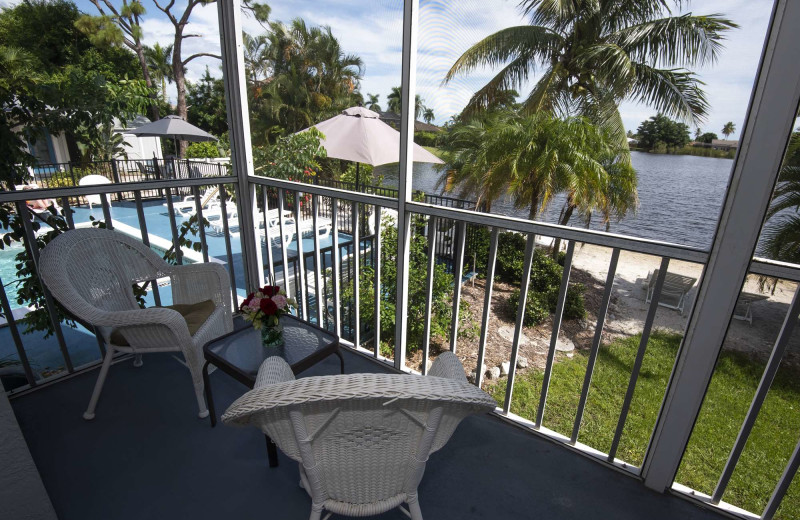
[2,0,776,138]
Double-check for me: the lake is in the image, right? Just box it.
[376,151,734,251]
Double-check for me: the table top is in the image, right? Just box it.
[203,314,339,387]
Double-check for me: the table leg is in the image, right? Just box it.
[203,360,216,428]
[266,435,279,467]
[335,349,345,374]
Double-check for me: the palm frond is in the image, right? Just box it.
[519,0,592,31]
[759,214,800,262]
[519,64,571,116]
[459,54,542,117]
[601,0,677,31]
[609,14,738,68]
[629,63,708,124]
[443,25,562,84]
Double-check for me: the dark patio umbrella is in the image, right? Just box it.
[124,115,217,157]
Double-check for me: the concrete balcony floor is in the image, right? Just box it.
[11,347,726,520]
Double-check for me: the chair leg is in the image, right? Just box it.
[308,504,324,520]
[84,347,115,420]
[407,493,423,520]
[193,381,209,419]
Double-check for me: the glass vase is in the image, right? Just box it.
[260,321,284,348]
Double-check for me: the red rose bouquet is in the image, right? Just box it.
[240,284,296,346]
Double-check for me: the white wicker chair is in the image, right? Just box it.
[39,228,233,420]
[222,352,496,520]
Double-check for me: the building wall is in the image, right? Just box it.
[118,132,163,161]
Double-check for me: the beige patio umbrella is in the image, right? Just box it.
[301,106,443,189]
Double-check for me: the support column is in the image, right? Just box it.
[217,0,262,293]
[642,0,800,491]
[393,0,419,370]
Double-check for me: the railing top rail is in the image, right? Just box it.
[0,175,238,202]
[750,257,800,282]
[250,175,399,208]
[406,200,711,264]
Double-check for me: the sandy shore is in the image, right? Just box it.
[571,242,799,361]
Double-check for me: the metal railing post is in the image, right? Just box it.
[217,0,261,294]
[393,0,419,371]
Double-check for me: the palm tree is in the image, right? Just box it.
[144,43,174,103]
[440,110,632,224]
[387,86,402,113]
[760,132,800,263]
[695,127,703,140]
[422,107,435,124]
[243,32,270,84]
[386,86,426,119]
[366,93,381,112]
[722,121,736,139]
[248,18,365,141]
[444,0,736,146]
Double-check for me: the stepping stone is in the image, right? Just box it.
[497,324,529,344]
[555,337,575,352]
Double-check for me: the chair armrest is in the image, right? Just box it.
[95,307,193,347]
[255,357,295,388]
[428,351,467,382]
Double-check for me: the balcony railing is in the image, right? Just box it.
[3,170,800,519]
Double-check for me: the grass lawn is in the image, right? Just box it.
[422,145,443,158]
[490,331,800,519]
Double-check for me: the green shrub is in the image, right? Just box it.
[414,131,439,147]
[465,225,491,274]
[495,232,529,282]
[186,141,220,159]
[508,282,586,327]
[463,228,587,326]
[339,215,454,354]
[509,289,549,325]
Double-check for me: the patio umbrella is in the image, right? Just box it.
[300,106,444,189]
[124,115,217,157]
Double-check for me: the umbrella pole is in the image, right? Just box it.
[355,163,360,192]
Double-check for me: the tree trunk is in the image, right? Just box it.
[552,203,575,259]
[134,44,160,122]
[173,37,187,158]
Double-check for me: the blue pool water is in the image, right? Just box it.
[0,242,24,305]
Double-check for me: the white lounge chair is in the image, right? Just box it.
[733,292,769,325]
[164,187,220,216]
[38,228,233,420]
[645,269,697,315]
[206,203,239,234]
[222,352,496,520]
[279,216,333,248]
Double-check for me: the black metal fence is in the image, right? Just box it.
[25,159,228,200]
